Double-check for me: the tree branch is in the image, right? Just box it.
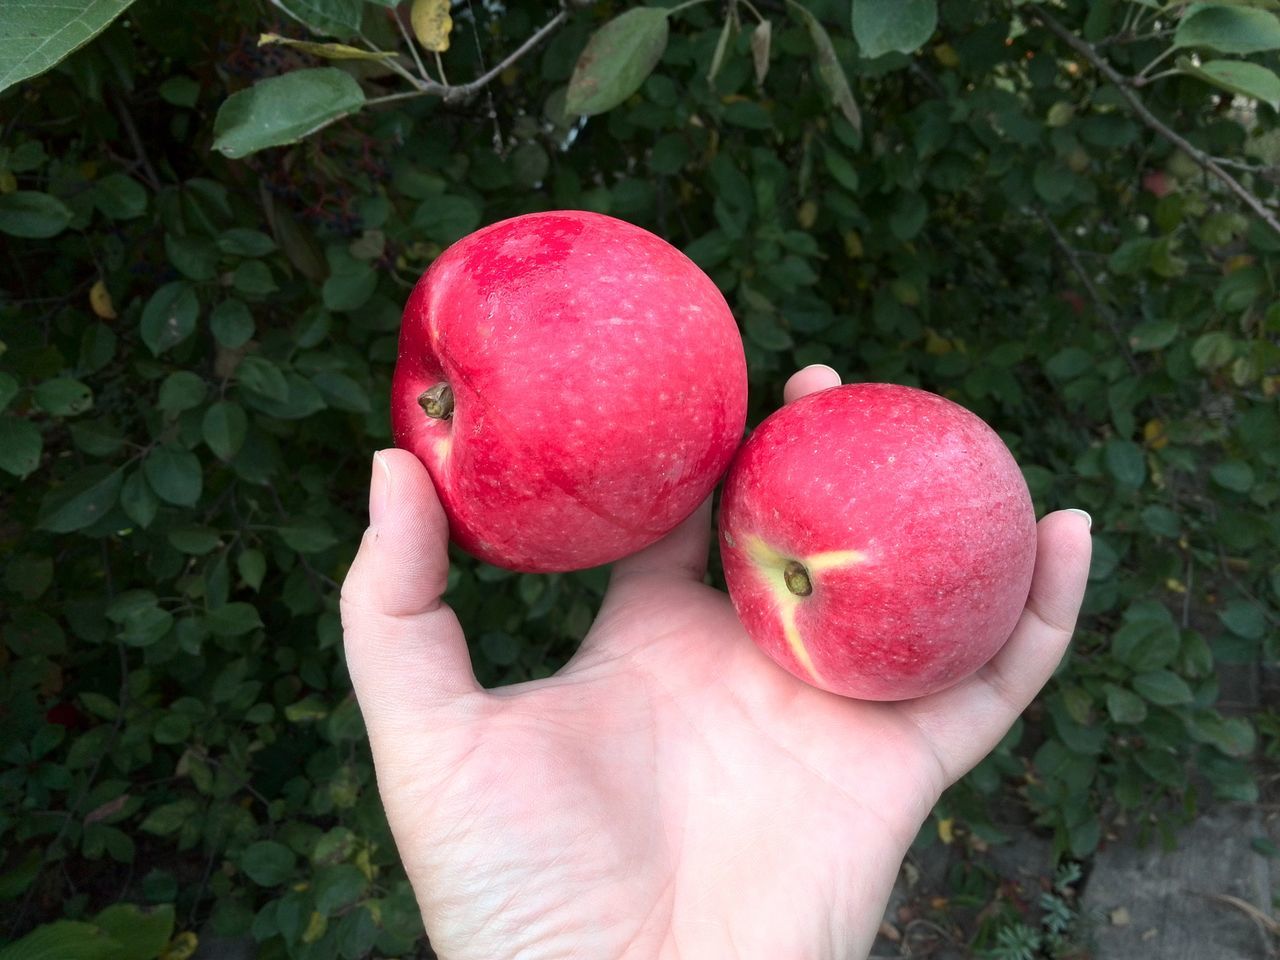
[439,10,568,105]
[111,89,161,192]
[1034,208,1143,379]
[1032,6,1280,240]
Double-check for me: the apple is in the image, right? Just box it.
[392,210,748,572]
[717,383,1037,701]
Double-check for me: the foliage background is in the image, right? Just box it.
[0,0,1277,956]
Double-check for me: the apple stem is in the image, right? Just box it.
[419,383,454,420]
[783,560,812,597]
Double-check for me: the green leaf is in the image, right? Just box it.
[167,525,221,554]
[93,903,174,960]
[143,446,202,507]
[277,518,337,553]
[1190,714,1257,757]
[565,8,670,116]
[311,372,370,413]
[158,75,200,107]
[240,840,297,886]
[707,13,735,84]
[1174,5,1280,55]
[1128,319,1178,352]
[213,68,366,159]
[164,233,218,281]
[1112,616,1180,672]
[0,372,18,412]
[1108,237,1153,276]
[851,0,937,58]
[140,282,199,356]
[321,248,378,311]
[157,371,206,415]
[0,921,122,960]
[141,799,197,835]
[411,195,482,247]
[1210,460,1254,492]
[1218,598,1266,639]
[238,549,267,590]
[37,467,123,532]
[120,469,158,528]
[93,173,147,220]
[788,0,861,135]
[0,0,138,94]
[1179,58,1280,109]
[1103,439,1146,488]
[211,299,255,348]
[237,356,290,403]
[218,228,277,257]
[207,602,264,637]
[0,191,74,238]
[1131,670,1194,706]
[203,401,248,461]
[1191,331,1236,370]
[824,147,860,192]
[232,260,277,296]
[275,0,364,38]
[314,864,367,915]
[1104,684,1148,724]
[0,417,42,477]
[34,377,93,416]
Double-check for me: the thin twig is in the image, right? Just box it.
[110,89,161,191]
[391,6,432,83]
[441,10,567,104]
[1034,208,1143,378]
[1032,6,1280,239]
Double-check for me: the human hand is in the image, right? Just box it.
[340,365,1093,960]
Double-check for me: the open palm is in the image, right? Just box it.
[341,367,1093,960]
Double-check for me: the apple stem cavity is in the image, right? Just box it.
[419,383,455,421]
[783,560,813,597]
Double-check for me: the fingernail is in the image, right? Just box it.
[812,363,841,381]
[1065,508,1092,530]
[370,451,392,525]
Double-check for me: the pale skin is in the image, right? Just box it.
[340,365,1094,960]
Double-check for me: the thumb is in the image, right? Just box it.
[340,449,481,731]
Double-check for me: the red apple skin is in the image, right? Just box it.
[392,211,747,572]
[718,383,1037,701]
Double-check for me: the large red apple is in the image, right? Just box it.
[718,383,1037,701]
[392,211,747,572]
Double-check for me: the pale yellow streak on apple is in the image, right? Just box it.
[740,536,866,686]
[805,549,866,573]
[778,601,821,685]
[433,436,452,464]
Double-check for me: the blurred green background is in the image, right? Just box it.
[0,0,1277,957]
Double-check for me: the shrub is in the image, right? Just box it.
[1,0,1276,956]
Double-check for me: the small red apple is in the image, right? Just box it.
[718,383,1037,701]
[393,211,747,572]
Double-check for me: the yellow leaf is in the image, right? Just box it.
[90,280,117,320]
[1165,578,1187,594]
[1224,253,1254,274]
[258,33,396,61]
[0,170,15,194]
[933,43,959,68]
[937,817,954,844]
[1143,418,1168,450]
[301,911,328,944]
[843,229,863,258]
[924,328,952,355]
[411,0,452,53]
[797,199,818,229]
[355,845,375,881]
[160,932,199,960]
